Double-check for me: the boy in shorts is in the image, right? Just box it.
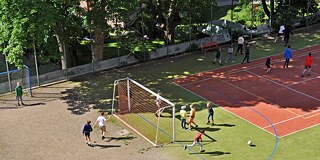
[184,130,205,152]
[188,104,198,130]
[301,52,313,77]
[82,120,93,146]
[206,102,214,126]
[265,56,273,74]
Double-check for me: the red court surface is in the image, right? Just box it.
[174,45,320,138]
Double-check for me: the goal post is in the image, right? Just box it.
[0,65,32,96]
[111,77,175,146]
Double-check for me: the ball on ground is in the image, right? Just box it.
[247,141,252,145]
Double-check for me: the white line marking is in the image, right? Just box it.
[279,123,320,138]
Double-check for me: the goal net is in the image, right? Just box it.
[112,78,175,146]
[0,65,32,96]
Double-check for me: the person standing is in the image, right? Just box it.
[206,102,214,126]
[236,35,244,55]
[283,25,294,46]
[274,25,285,43]
[15,82,25,106]
[283,45,293,68]
[184,130,205,153]
[180,106,188,129]
[241,43,250,64]
[94,112,110,140]
[155,90,163,117]
[225,43,235,63]
[188,104,198,130]
[265,56,273,74]
[82,120,93,146]
[212,47,223,65]
[301,52,313,77]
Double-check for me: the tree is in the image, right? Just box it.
[0,0,84,69]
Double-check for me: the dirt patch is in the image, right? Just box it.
[0,82,169,160]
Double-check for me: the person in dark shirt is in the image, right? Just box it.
[265,56,273,74]
[283,25,294,46]
[82,120,93,146]
[241,43,250,64]
[15,82,25,106]
[212,47,223,65]
[206,102,214,126]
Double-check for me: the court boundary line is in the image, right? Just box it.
[179,48,320,87]
[278,123,320,138]
[172,82,279,160]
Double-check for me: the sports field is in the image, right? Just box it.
[0,24,319,160]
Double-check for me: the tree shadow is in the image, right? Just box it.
[90,144,121,149]
[190,151,231,156]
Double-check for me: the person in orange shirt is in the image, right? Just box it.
[188,104,198,130]
[301,52,313,77]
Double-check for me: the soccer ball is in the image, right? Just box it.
[247,141,252,145]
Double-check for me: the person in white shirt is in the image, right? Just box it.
[94,112,110,140]
[236,36,244,55]
[274,25,285,43]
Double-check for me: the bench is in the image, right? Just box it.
[201,41,219,54]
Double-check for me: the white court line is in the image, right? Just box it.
[263,109,320,129]
[172,82,278,137]
[180,48,320,87]
[279,123,320,138]
[246,70,320,102]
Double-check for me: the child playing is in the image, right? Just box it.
[82,120,93,146]
[225,43,235,63]
[180,106,188,129]
[94,112,111,140]
[301,52,313,77]
[188,104,198,130]
[212,47,223,65]
[265,56,273,74]
[206,102,214,126]
[184,130,205,153]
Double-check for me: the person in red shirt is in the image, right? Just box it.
[301,52,313,77]
[184,130,205,152]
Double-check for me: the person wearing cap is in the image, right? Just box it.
[265,56,273,74]
[180,106,188,129]
[301,52,313,77]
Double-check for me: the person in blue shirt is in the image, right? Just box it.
[283,46,293,68]
[82,120,93,146]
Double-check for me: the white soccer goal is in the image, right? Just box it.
[111,78,175,146]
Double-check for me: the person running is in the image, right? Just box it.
[236,35,244,55]
[274,25,285,43]
[212,47,222,65]
[265,56,273,74]
[225,43,235,63]
[155,90,163,117]
[241,43,250,64]
[188,104,198,130]
[283,45,293,68]
[283,25,294,46]
[94,112,110,140]
[180,106,188,129]
[301,52,313,77]
[82,120,93,146]
[184,130,205,153]
[15,82,25,106]
[206,102,214,126]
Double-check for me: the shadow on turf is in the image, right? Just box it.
[90,144,121,148]
[190,151,231,156]
[104,136,136,142]
[214,123,236,127]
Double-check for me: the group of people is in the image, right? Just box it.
[212,36,251,65]
[180,102,215,152]
[82,112,111,146]
[265,45,313,77]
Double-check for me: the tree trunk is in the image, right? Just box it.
[92,26,104,63]
[261,0,271,19]
[53,25,70,70]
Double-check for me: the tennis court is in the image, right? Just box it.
[174,45,320,138]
